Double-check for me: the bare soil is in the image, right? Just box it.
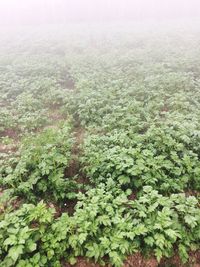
[62,250,200,267]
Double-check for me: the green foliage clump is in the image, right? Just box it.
[68,180,137,266]
[0,123,77,202]
[1,25,200,267]
[0,184,199,267]
[130,186,200,263]
[0,108,15,133]
[82,125,200,193]
[11,92,49,132]
[0,201,55,267]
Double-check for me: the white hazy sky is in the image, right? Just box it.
[0,0,200,25]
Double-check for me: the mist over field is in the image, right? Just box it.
[1,1,200,267]
[0,0,200,26]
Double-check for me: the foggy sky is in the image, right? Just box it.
[0,0,200,26]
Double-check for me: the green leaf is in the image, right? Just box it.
[4,235,17,247]
[155,248,163,262]
[26,240,37,252]
[144,236,154,247]
[118,175,130,185]
[8,245,24,262]
[78,233,87,244]
[178,244,189,263]
[69,257,77,265]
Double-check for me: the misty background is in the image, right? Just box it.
[0,0,200,26]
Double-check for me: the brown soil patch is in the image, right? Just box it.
[48,106,66,123]
[65,157,80,178]
[73,127,85,154]
[63,257,102,267]
[65,126,90,187]
[0,194,22,214]
[124,253,158,267]
[62,126,88,215]
[65,126,85,179]
[63,253,158,267]
[59,77,75,90]
[185,190,200,198]
[61,200,77,216]
[0,128,19,140]
[159,250,200,267]
[128,191,137,201]
[62,251,200,267]
[0,144,18,153]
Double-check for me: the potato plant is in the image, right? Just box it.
[0,122,77,203]
[0,24,200,267]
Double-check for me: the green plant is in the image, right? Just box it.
[82,125,200,193]
[67,180,138,266]
[0,122,77,202]
[0,201,55,267]
[129,186,200,263]
[1,24,200,267]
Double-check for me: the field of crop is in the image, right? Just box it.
[0,23,200,267]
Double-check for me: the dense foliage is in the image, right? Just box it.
[0,123,76,203]
[0,23,200,266]
[0,184,199,266]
